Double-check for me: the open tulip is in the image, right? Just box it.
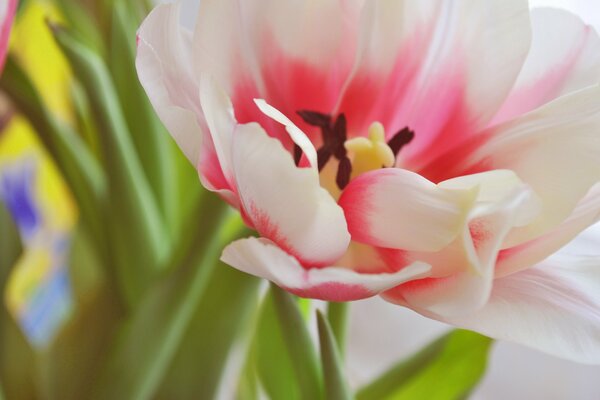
[0,0,17,72]
[137,1,600,363]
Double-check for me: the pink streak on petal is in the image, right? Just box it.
[232,34,351,147]
[337,169,380,245]
[0,0,17,73]
[383,276,450,306]
[336,38,423,138]
[284,282,373,302]
[246,203,329,269]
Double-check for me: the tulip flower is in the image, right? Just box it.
[0,0,17,72]
[137,1,600,363]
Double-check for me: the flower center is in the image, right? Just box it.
[297,110,415,193]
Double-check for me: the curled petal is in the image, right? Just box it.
[221,237,431,302]
[426,85,600,245]
[383,178,536,318]
[339,168,477,252]
[232,122,350,266]
[254,99,318,169]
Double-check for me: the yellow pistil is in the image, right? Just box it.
[344,122,395,178]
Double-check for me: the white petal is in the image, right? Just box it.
[221,237,430,301]
[232,123,350,266]
[446,256,600,364]
[338,168,477,252]
[494,8,600,124]
[136,3,203,164]
[253,99,318,169]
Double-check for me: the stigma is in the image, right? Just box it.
[345,122,395,178]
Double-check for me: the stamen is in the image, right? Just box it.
[297,110,331,128]
[388,127,415,157]
[293,144,303,166]
[297,109,415,191]
[336,156,352,190]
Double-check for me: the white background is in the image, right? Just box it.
[158,1,600,398]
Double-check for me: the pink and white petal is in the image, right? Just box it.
[232,122,350,266]
[338,168,477,252]
[221,237,431,302]
[337,0,531,166]
[428,85,600,244]
[444,256,600,364]
[193,0,357,137]
[0,0,16,72]
[497,183,600,278]
[383,186,535,318]
[253,99,318,169]
[136,2,203,164]
[493,8,600,124]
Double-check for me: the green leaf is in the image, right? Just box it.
[0,204,22,285]
[91,198,247,400]
[54,0,105,55]
[155,267,260,399]
[357,330,493,400]
[252,291,302,400]
[51,24,170,307]
[326,302,349,358]
[316,311,352,400]
[0,310,39,400]
[271,285,323,400]
[109,2,177,231]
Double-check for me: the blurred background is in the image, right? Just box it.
[1,0,599,399]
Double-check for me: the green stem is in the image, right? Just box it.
[327,302,350,358]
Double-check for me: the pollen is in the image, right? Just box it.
[344,122,395,178]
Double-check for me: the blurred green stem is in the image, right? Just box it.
[327,302,350,358]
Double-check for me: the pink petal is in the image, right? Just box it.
[336,0,531,167]
[338,168,476,252]
[0,0,16,72]
[232,122,350,267]
[445,256,600,364]
[221,237,430,302]
[493,8,600,125]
